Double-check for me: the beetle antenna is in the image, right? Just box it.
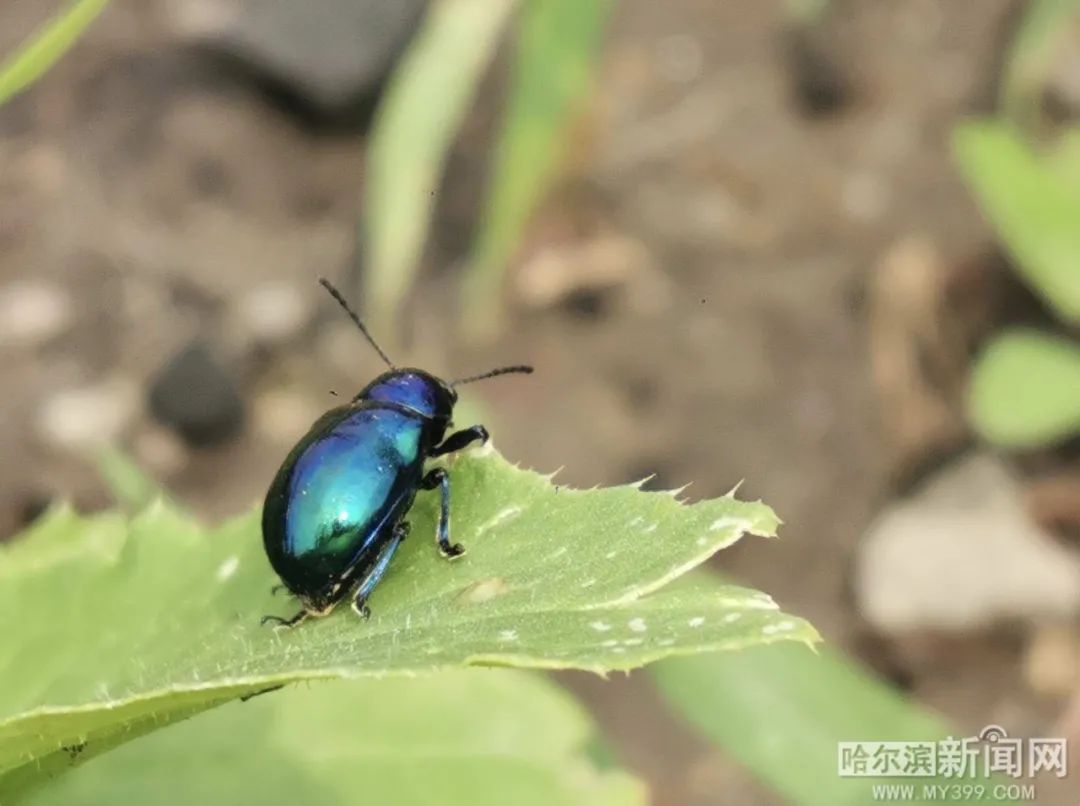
[451,365,534,387]
[317,277,394,369]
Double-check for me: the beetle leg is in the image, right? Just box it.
[351,521,409,619]
[430,425,489,458]
[421,467,465,558]
[260,610,309,629]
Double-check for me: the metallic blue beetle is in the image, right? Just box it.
[261,278,532,628]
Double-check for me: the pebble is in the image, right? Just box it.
[855,453,1080,631]
[148,341,245,447]
[165,0,427,116]
[515,232,668,315]
[0,279,74,349]
[37,378,140,451]
[233,281,313,348]
[1025,624,1080,699]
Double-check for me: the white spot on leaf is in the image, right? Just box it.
[497,629,518,642]
[628,618,647,633]
[461,578,510,604]
[216,556,239,582]
[723,613,742,624]
[709,515,749,533]
[688,616,705,628]
[761,621,797,636]
[476,506,522,536]
[590,621,612,632]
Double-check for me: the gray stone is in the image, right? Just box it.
[166,0,428,113]
[149,341,245,447]
[232,281,314,348]
[855,453,1080,632]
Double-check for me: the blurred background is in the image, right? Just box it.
[2,0,1080,803]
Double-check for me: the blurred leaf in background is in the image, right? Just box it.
[463,0,614,339]
[0,449,814,799]
[23,670,643,806]
[999,0,1080,127]
[362,0,614,342]
[954,121,1080,324]
[955,121,1080,448]
[0,0,110,107]
[363,0,518,339]
[968,328,1080,448]
[650,578,1021,806]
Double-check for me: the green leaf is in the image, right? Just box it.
[0,0,111,107]
[363,0,518,338]
[652,646,1026,806]
[968,327,1080,447]
[649,574,1027,806]
[0,449,814,798]
[22,670,643,806]
[954,121,1080,323]
[463,0,613,339]
[1000,0,1080,125]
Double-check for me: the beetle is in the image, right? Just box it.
[260,278,532,628]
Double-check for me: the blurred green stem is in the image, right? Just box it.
[462,0,613,341]
[0,0,111,107]
[363,0,518,342]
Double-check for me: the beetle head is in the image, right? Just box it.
[360,368,455,418]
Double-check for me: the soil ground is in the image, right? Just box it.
[2,1,1072,804]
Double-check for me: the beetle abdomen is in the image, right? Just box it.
[262,405,425,603]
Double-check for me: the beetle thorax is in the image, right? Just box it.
[357,369,455,452]
[359,368,456,416]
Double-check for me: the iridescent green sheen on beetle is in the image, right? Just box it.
[261,279,532,628]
